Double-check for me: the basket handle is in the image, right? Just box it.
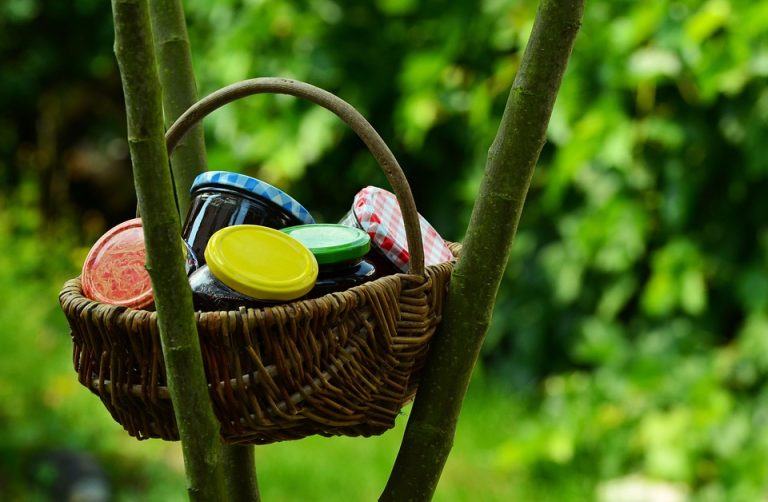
[165,77,425,277]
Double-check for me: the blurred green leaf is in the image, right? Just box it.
[8,0,768,498]
[685,0,731,43]
[628,47,682,82]
[573,317,627,365]
[642,240,708,317]
[639,409,692,481]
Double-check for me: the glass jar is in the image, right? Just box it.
[189,225,318,311]
[81,218,154,309]
[312,258,376,297]
[182,171,315,266]
[183,240,199,276]
[189,265,272,311]
[281,224,376,298]
[82,218,201,309]
[339,186,454,273]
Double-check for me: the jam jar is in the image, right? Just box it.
[182,171,315,266]
[82,218,154,309]
[339,186,454,273]
[189,225,318,311]
[82,218,200,309]
[281,224,376,298]
[182,240,199,275]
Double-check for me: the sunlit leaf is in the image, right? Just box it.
[628,47,682,82]
[685,0,731,44]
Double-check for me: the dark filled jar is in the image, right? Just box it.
[189,265,271,311]
[182,171,315,266]
[281,224,376,298]
[189,225,318,311]
[182,240,199,276]
[339,186,454,274]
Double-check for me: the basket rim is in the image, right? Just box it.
[60,241,461,319]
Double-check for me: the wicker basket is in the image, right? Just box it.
[58,78,459,445]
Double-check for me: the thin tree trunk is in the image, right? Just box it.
[223,443,261,502]
[149,0,207,217]
[381,1,584,500]
[110,0,226,499]
[148,2,261,498]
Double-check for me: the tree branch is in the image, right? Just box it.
[149,0,207,217]
[110,0,226,499]
[222,444,261,502]
[381,1,585,499]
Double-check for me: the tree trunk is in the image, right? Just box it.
[110,0,226,499]
[148,2,261,499]
[381,1,585,500]
[149,0,207,217]
[222,443,261,502]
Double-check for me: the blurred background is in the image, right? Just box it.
[2,0,768,500]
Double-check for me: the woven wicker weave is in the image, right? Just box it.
[58,78,459,445]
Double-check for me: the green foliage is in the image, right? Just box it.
[492,318,768,500]
[0,181,188,500]
[4,0,768,499]
[179,0,768,497]
[181,0,532,226]
[491,0,768,386]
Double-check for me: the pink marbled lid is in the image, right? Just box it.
[81,218,153,309]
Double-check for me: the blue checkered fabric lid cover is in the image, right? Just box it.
[191,171,315,225]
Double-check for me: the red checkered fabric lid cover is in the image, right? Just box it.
[341,186,454,272]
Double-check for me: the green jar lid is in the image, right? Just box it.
[281,224,370,265]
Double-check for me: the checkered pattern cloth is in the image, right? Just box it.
[340,186,454,272]
[192,171,315,225]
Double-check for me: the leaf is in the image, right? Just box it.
[642,240,708,317]
[573,317,626,365]
[680,268,706,315]
[628,47,682,82]
[375,0,417,16]
[685,0,732,44]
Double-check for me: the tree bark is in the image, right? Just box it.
[148,2,261,498]
[149,0,207,217]
[381,1,585,500]
[222,443,261,502]
[110,0,226,500]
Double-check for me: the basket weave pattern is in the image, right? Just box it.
[59,243,458,444]
[58,77,459,444]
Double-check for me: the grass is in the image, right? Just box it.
[0,337,532,501]
[255,381,524,502]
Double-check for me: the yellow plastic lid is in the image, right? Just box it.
[204,225,318,301]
